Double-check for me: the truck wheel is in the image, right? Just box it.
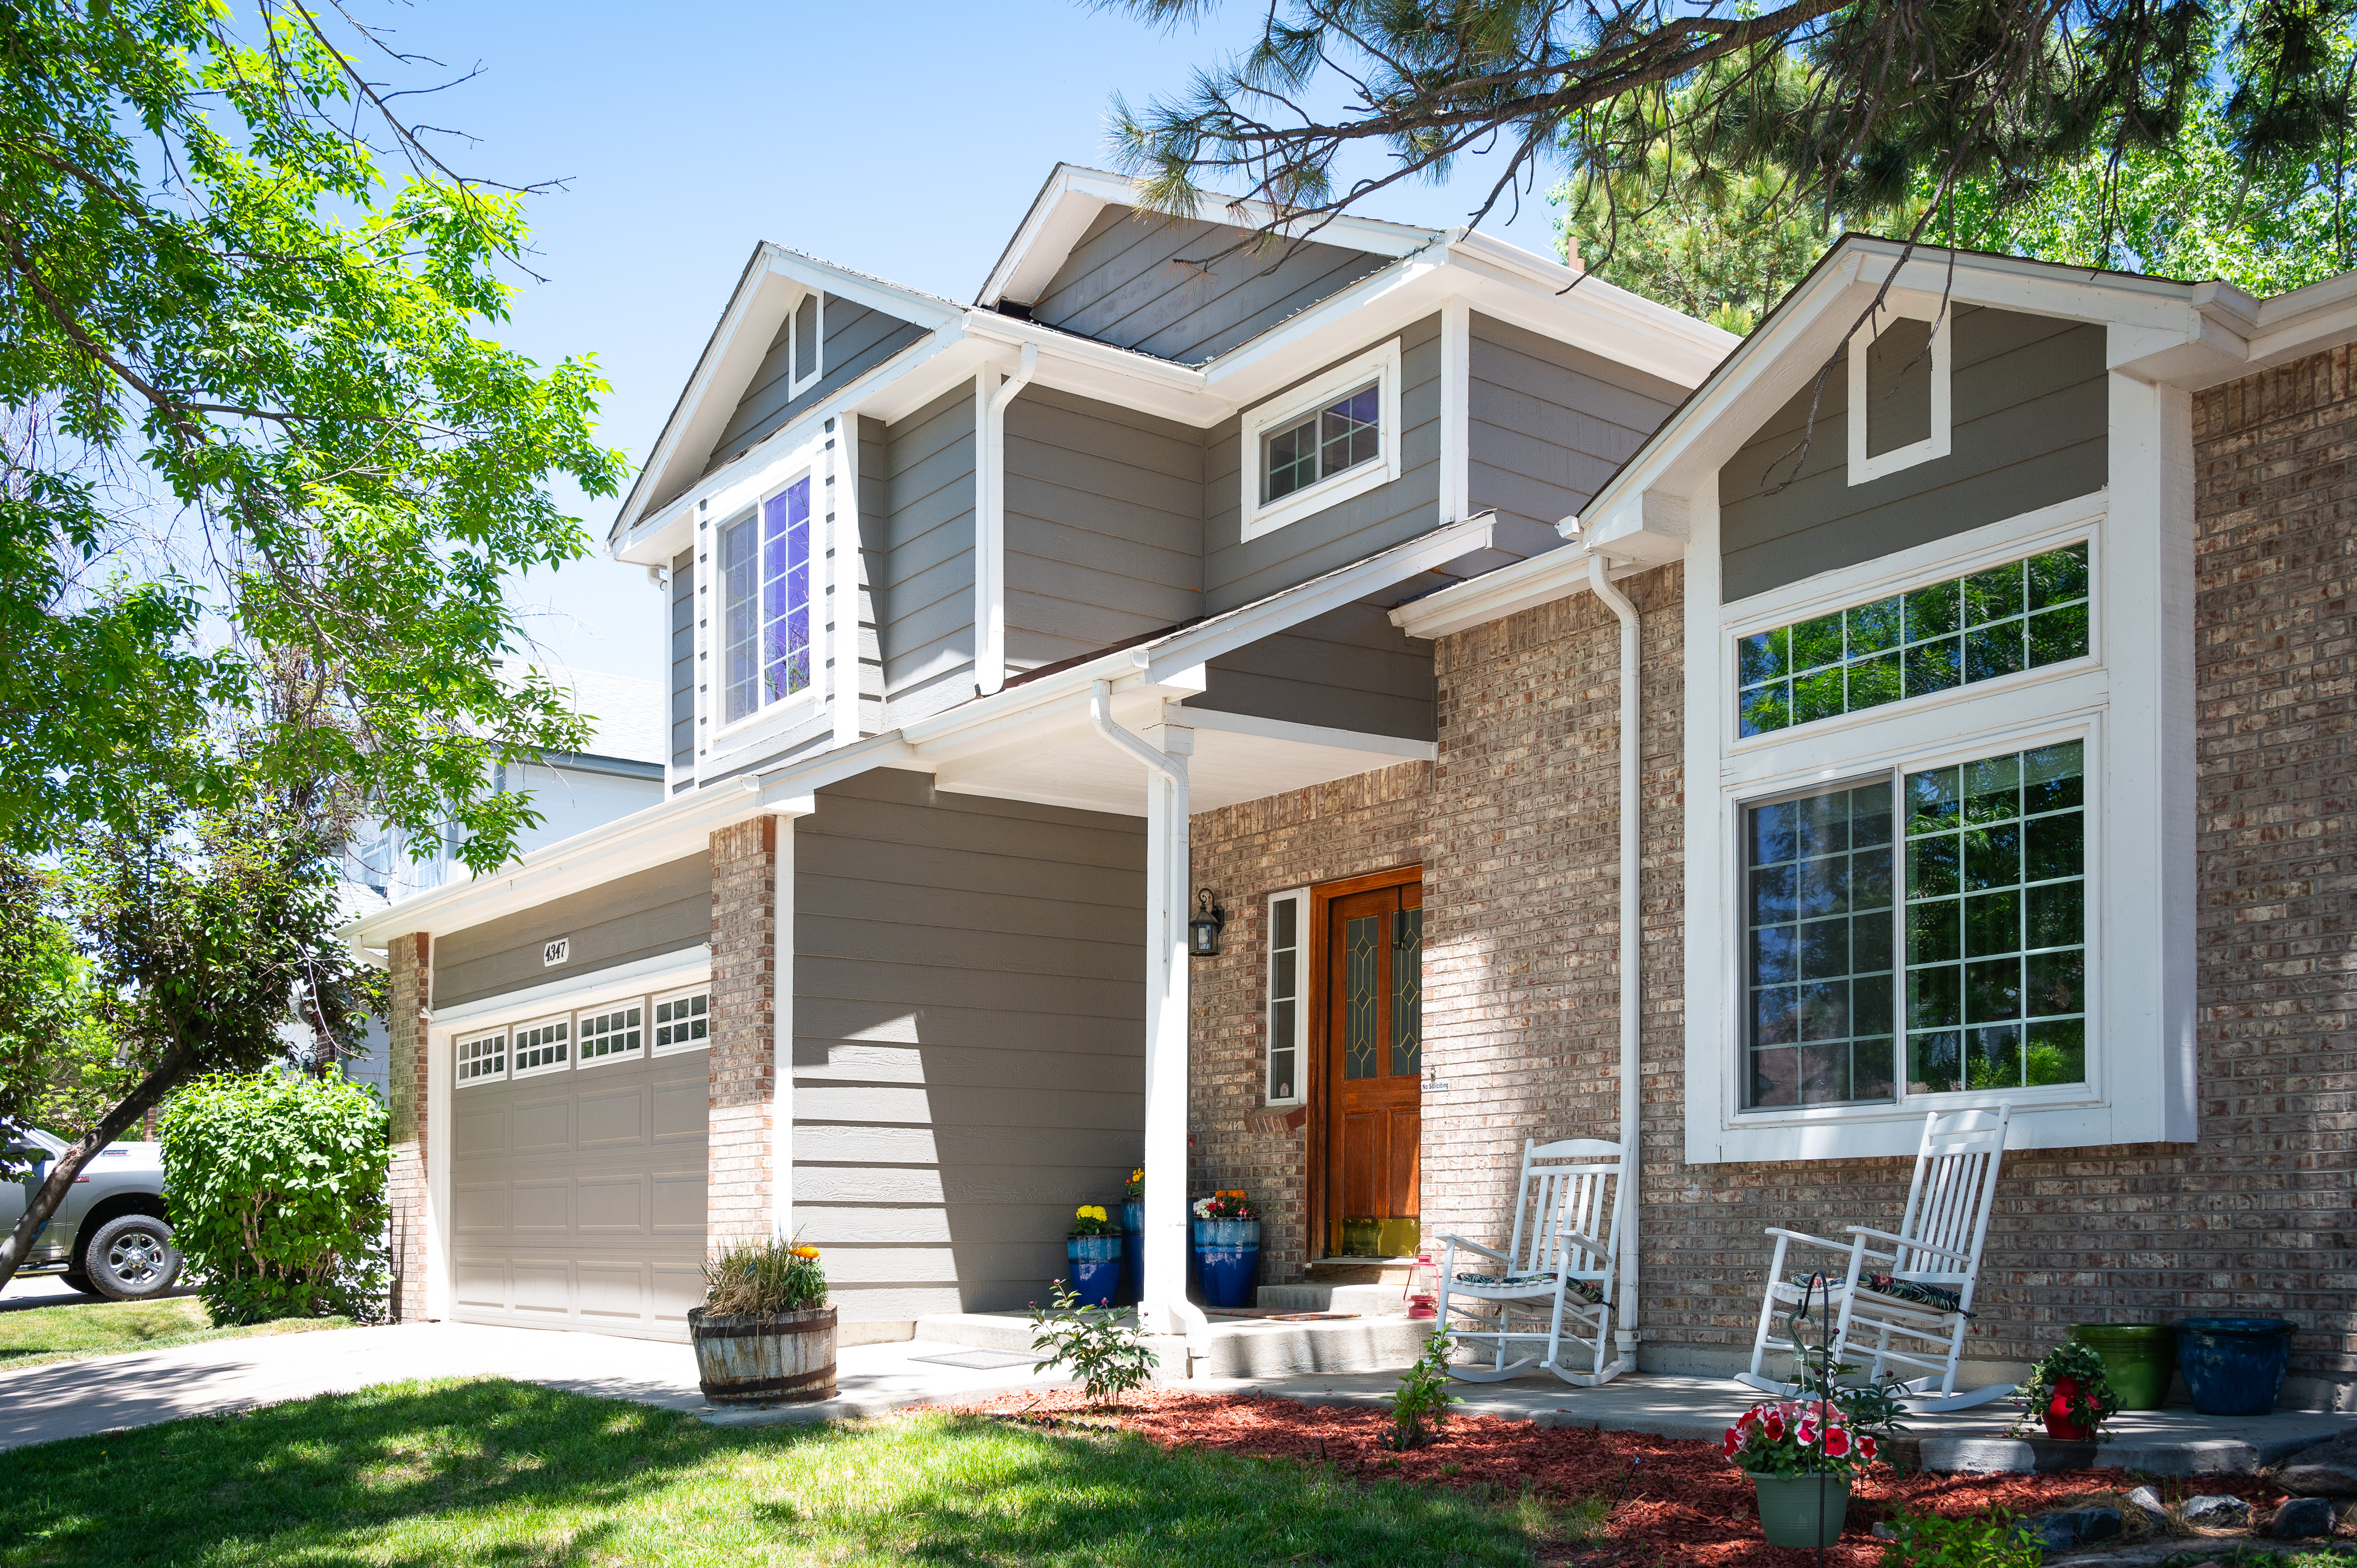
[60,1270,94,1296]
[83,1213,181,1301]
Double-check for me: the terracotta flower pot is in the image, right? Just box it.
[2043,1375,2097,1441]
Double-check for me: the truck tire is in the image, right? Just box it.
[61,1270,94,1296]
[82,1213,181,1301]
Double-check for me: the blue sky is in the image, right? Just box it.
[398,1,1567,682]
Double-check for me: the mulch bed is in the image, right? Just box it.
[930,1388,2288,1566]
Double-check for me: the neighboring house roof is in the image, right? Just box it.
[493,660,666,767]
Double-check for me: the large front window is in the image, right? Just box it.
[721,475,813,725]
[1744,780,1896,1107]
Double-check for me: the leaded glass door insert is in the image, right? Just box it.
[1325,876,1422,1257]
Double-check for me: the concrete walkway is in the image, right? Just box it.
[0,1319,1069,1451]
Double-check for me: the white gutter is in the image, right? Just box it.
[976,342,1039,697]
[1087,679,1213,1358]
[1587,552,1642,1364]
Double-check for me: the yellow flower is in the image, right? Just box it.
[790,1245,821,1260]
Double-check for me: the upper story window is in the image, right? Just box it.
[1848,299,1951,484]
[719,475,813,726]
[1737,542,2089,737]
[1240,337,1402,541]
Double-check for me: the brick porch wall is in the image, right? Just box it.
[1187,761,1432,1285]
[709,817,778,1246]
[385,932,431,1323]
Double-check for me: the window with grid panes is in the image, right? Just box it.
[1743,781,1896,1107]
[1903,741,2087,1093]
[578,1002,643,1067]
[653,989,708,1053]
[1260,382,1379,504]
[1265,892,1304,1104]
[1737,543,2090,737]
[455,1029,506,1085]
[719,475,813,725]
[511,1015,570,1077]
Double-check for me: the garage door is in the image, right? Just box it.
[450,986,710,1339]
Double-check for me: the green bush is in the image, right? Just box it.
[159,1072,389,1324]
[1878,1508,2041,1567]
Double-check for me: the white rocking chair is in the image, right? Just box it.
[1738,1105,2015,1412]
[1434,1138,1630,1387]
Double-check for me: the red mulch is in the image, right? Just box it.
[927,1388,2287,1566]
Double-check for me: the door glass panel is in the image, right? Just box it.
[1343,914,1379,1080]
[1391,908,1422,1077]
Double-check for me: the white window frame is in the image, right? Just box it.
[454,1028,507,1087]
[576,998,646,1070]
[1240,337,1402,542]
[1848,293,1952,485]
[510,1013,572,1080]
[1265,887,1309,1107]
[652,986,711,1056]
[712,466,822,743]
[787,289,824,399]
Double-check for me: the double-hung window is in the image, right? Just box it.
[1240,338,1402,540]
[720,475,813,725]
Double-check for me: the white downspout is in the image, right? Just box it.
[975,342,1039,698]
[1087,678,1211,1361]
[1587,552,1642,1366]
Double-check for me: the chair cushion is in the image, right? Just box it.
[1453,1271,1606,1306]
[1787,1270,1962,1313]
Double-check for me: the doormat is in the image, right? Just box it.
[909,1348,1041,1370]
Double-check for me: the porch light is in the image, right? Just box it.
[1188,889,1226,958]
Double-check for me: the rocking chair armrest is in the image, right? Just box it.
[1760,1227,1857,1254]
[1439,1234,1510,1264]
[1843,1226,1973,1262]
[1556,1230,1612,1260]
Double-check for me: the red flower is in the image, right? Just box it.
[1859,1435,1879,1462]
[1795,1419,1818,1447]
[1821,1427,1852,1458]
[1762,1412,1785,1441]
[1721,1428,1743,1459]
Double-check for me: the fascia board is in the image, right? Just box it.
[1444,232,1737,385]
[610,245,774,543]
[962,314,1215,425]
[1851,243,2198,331]
[1387,546,1650,640]
[765,250,962,331]
[1199,255,1449,406]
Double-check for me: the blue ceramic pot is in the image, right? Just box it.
[1194,1220,1262,1309]
[1067,1234,1121,1309]
[1121,1201,1144,1304]
[2176,1318,2296,1416]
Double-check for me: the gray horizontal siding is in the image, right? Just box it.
[1718,306,2107,602]
[1031,205,1393,364]
[669,549,694,783]
[433,853,709,1011]
[793,768,1145,1325]
[1004,384,1204,673]
[1468,312,1683,554]
[1203,312,1445,615]
[1182,598,1435,741]
[704,295,926,476]
[880,387,977,724]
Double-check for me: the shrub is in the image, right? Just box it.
[1385,1326,1460,1450]
[702,1236,827,1314]
[159,1071,389,1324]
[1029,1279,1156,1405]
[1877,1508,2040,1567]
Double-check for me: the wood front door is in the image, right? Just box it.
[1323,876,1422,1256]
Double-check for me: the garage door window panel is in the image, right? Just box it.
[456,1029,507,1085]
[513,1015,572,1078]
[579,1002,645,1068]
[653,988,709,1055]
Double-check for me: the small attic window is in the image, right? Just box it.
[789,292,822,397]
[1847,301,1950,485]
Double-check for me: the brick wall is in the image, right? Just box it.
[385,932,431,1323]
[709,816,778,1245]
[1187,761,1432,1284]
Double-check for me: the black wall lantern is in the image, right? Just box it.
[1188,889,1226,958]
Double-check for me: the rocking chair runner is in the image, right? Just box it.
[1738,1105,2014,1412]
[1433,1138,1630,1387]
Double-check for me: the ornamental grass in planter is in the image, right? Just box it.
[689,1237,834,1405]
[1719,1397,1881,1548]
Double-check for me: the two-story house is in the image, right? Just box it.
[349,171,2354,1408]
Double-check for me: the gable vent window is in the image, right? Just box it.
[511,1015,571,1078]
[455,1029,507,1086]
[1848,302,1952,483]
[653,988,711,1054]
[719,474,813,725]
[1265,889,1308,1105]
[790,292,822,395]
[1737,542,2089,737]
[579,1003,643,1068]
[1240,338,1402,540]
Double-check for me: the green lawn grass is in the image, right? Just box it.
[0,1295,350,1371]
[1,1378,1557,1566]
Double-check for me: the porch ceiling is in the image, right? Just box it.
[920,701,1434,818]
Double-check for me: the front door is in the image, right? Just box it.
[1324,876,1422,1256]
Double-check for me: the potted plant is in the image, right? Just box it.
[2067,1323,2177,1409]
[2016,1341,2122,1441]
[1720,1397,1879,1548]
[1067,1204,1121,1308]
[1191,1189,1261,1308]
[1120,1167,1145,1304]
[688,1236,834,1405]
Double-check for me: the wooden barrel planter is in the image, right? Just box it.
[688,1305,838,1405]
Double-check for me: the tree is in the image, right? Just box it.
[1101,0,2355,279]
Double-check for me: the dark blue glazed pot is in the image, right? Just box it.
[1193,1220,1262,1309]
[1066,1234,1121,1309]
[1121,1201,1144,1304]
[2175,1318,2296,1415]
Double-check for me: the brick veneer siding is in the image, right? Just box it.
[709,817,778,1245]
[1187,762,1432,1283]
[385,932,431,1323]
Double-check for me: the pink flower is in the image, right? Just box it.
[1762,1412,1785,1442]
[1795,1419,1819,1447]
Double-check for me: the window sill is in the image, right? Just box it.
[705,686,823,765]
[1241,459,1397,542]
[1691,1085,2170,1164]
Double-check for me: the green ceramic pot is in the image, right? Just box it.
[2068,1323,2177,1411]
[1747,1473,1851,1549]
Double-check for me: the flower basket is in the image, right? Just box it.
[2015,1340,2121,1440]
[1721,1398,1876,1547]
[1747,1474,1853,1549]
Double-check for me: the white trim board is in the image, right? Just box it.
[431,947,714,1029]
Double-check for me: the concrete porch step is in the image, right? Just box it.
[1255,1283,1411,1316]
[912,1309,1437,1380]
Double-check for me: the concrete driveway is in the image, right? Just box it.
[0,1308,1068,1451]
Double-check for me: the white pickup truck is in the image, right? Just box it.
[2,1127,183,1299]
